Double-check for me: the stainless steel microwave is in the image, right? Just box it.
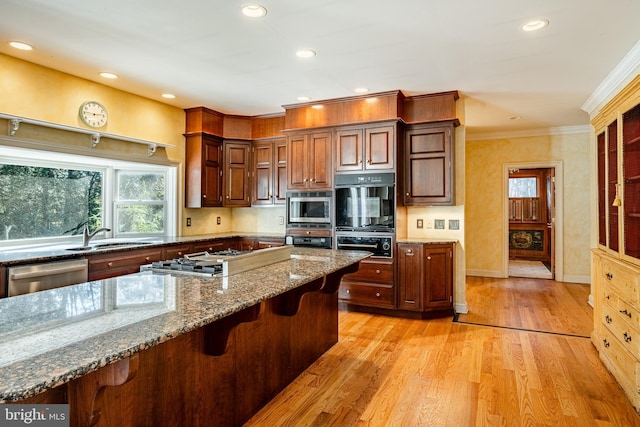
[286,191,332,225]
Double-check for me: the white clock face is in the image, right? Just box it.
[80,101,108,128]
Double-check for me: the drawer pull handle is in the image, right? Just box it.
[107,262,113,267]
[606,273,613,280]
[375,269,381,274]
[427,256,431,260]
[606,294,610,300]
[620,309,632,319]
[375,292,381,297]
[605,315,612,324]
[346,290,350,294]
[603,339,610,348]
[624,332,632,343]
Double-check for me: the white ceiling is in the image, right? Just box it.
[1,0,639,137]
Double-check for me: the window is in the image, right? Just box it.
[509,177,537,197]
[0,146,177,245]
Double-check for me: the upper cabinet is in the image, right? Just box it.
[335,123,395,173]
[223,140,251,207]
[185,133,223,208]
[252,138,287,206]
[401,120,457,206]
[287,131,332,190]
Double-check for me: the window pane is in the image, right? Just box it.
[117,205,164,233]
[0,165,102,240]
[118,173,165,201]
[509,177,537,197]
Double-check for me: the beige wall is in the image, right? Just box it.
[465,132,591,283]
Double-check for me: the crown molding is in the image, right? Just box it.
[581,40,640,116]
[466,125,590,141]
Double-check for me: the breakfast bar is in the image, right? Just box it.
[0,247,368,426]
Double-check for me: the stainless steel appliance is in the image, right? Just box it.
[142,246,292,277]
[334,173,394,233]
[286,191,332,228]
[7,258,88,296]
[336,235,393,258]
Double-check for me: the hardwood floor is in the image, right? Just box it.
[244,277,640,426]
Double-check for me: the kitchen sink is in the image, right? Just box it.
[66,242,155,251]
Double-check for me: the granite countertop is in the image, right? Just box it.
[0,233,284,265]
[0,247,369,402]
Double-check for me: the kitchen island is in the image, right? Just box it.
[0,247,368,426]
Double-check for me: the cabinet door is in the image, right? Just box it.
[424,245,453,309]
[252,141,273,205]
[365,125,394,170]
[185,134,223,208]
[403,123,454,205]
[224,141,250,207]
[597,132,607,247]
[308,132,332,189]
[335,128,364,172]
[397,244,423,311]
[287,134,308,189]
[608,121,619,252]
[623,104,640,260]
[274,140,287,204]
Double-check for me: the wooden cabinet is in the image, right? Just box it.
[252,138,287,206]
[185,133,223,207]
[163,244,192,259]
[338,258,395,309]
[401,121,456,206]
[257,238,285,249]
[287,131,332,190]
[593,251,640,410]
[87,247,163,281]
[223,140,251,207]
[396,242,454,316]
[335,124,395,173]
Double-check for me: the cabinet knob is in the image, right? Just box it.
[203,194,207,198]
[304,178,308,182]
[605,315,612,324]
[624,332,632,343]
[367,159,371,164]
[375,292,381,297]
[346,289,350,294]
[427,256,432,260]
[603,338,610,348]
[145,256,150,261]
[306,231,311,235]
[407,249,412,253]
[178,252,183,256]
[107,262,113,267]
[406,192,410,196]
[375,269,381,274]
[226,195,230,199]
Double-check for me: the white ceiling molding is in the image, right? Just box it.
[581,40,640,117]
[466,125,591,141]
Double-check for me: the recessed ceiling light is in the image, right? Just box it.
[297,96,311,101]
[521,19,549,32]
[354,87,369,94]
[9,41,33,51]
[99,72,118,79]
[242,4,267,18]
[296,49,316,58]
[162,93,176,99]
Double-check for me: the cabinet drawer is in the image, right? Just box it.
[601,258,640,305]
[599,327,640,405]
[341,259,394,284]
[192,240,227,253]
[602,303,640,357]
[163,244,193,259]
[87,248,162,280]
[338,281,394,308]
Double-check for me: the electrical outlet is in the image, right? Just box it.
[426,219,434,229]
[217,216,221,225]
[449,219,460,230]
[278,216,284,225]
[434,219,445,229]
[417,219,424,229]
[186,217,191,227]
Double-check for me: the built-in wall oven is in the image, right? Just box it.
[286,190,333,248]
[334,173,395,257]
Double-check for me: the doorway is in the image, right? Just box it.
[503,162,563,281]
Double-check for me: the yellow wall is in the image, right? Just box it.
[465,132,591,282]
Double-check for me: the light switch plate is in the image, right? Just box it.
[434,219,445,229]
[449,219,460,230]
[417,219,424,228]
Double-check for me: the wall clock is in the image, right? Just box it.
[79,101,108,128]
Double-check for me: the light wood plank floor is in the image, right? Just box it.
[244,277,640,426]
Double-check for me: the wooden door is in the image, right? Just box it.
[397,244,423,311]
[335,128,364,172]
[274,140,287,204]
[365,125,394,170]
[287,134,308,189]
[424,245,453,309]
[308,132,332,189]
[224,141,250,207]
[202,136,223,207]
[252,141,273,205]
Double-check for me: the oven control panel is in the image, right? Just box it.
[336,235,393,258]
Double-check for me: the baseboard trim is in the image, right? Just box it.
[561,274,591,284]
[454,302,468,314]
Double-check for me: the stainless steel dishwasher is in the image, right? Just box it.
[7,258,88,296]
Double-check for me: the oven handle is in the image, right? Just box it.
[337,243,378,249]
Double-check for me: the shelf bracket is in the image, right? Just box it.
[90,133,101,148]
[148,143,157,157]
[8,119,20,136]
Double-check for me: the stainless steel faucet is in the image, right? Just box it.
[83,224,111,247]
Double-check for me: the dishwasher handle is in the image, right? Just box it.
[9,263,87,281]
